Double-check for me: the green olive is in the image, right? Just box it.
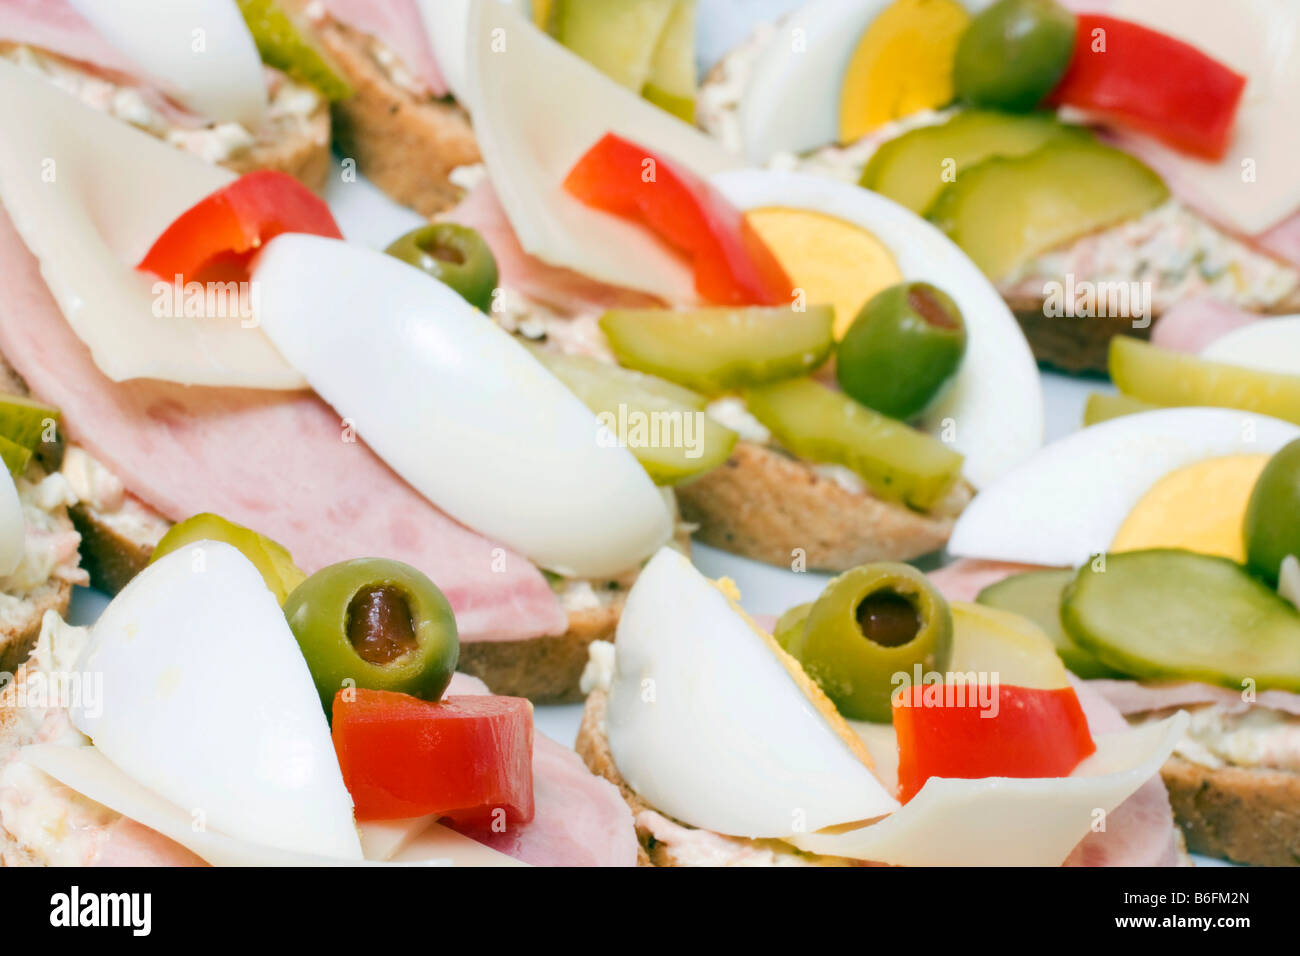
[772,601,812,652]
[836,281,967,420]
[283,558,459,711]
[953,0,1077,111]
[384,223,499,312]
[789,562,953,722]
[151,512,306,604]
[1245,438,1300,584]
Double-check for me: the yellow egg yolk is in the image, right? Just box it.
[838,0,970,143]
[1111,454,1271,562]
[743,207,901,339]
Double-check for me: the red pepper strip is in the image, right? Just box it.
[137,170,343,284]
[1046,15,1246,162]
[332,688,535,825]
[563,132,792,306]
[892,683,1096,803]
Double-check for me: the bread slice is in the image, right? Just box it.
[222,89,332,192]
[676,441,971,572]
[310,17,479,216]
[1160,756,1300,866]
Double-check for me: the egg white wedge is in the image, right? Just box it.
[949,407,1300,567]
[69,0,267,129]
[713,169,1043,488]
[461,0,736,301]
[0,468,24,577]
[70,542,363,862]
[606,547,899,838]
[252,234,672,578]
[1201,316,1300,375]
[737,0,893,164]
[789,710,1188,866]
[0,62,304,389]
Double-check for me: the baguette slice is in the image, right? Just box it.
[676,441,970,572]
[1160,756,1300,867]
[310,17,479,215]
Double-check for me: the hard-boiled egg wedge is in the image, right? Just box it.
[70,541,363,862]
[606,547,900,838]
[714,168,1044,488]
[69,0,267,128]
[0,467,23,576]
[1201,316,1300,376]
[949,407,1300,567]
[252,234,672,579]
[0,62,304,389]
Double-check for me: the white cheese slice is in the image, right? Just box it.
[253,234,672,578]
[949,407,1300,567]
[0,61,306,389]
[70,542,362,861]
[21,744,518,866]
[788,712,1188,866]
[1100,0,1300,235]
[68,0,267,128]
[461,1,737,302]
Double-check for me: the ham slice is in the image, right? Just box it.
[440,673,639,867]
[926,558,1043,603]
[91,817,207,867]
[1065,677,1184,867]
[0,0,145,80]
[442,181,663,315]
[1087,678,1300,718]
[1256,213,1300,271]
[0,205,564,643]
[1149,296,1260,353]
[313,0,446,96]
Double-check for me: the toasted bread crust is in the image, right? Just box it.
[314,19,480,216]
[0,574,73,681]
[1161,756,1300,866]
[676,441,967,572]
[222,97,332,192]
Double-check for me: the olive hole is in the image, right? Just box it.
[908,287,958,330]
[418,235,466,266]
[855,591,922,648]
[346,585,419,665]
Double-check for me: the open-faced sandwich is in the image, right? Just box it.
[700,0,1300,372]
[936,401,1300,865]
[1,0,346,188]
[0,61,703,701]
[577,546,1190,866]
[416,2,1045,572]
[0,533,636,866]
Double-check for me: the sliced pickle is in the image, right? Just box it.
[643,0,698,122]
[1061,549,1300,692]
[552,0,675,91]
[1110,336,1300,425]
[859,110,1087,215]
[927,139,1168,278]
[743,378,963,511]
[977,569,1120,679]
[236,0,353,100]
[1082,391,1158,426]
[151,513,306,604]
[0,435,31,477]
[0,393,60,452]
[528,346,737,485]
[600,306,834,394]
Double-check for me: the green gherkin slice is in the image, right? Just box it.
[743,378,963,511]
[1061,549,1300,692]
[527,345,737,485]
[977,569,1121,679]
[927,138,1168,279]
[0,393,60,452]
[237,0,353,101]
[0,435,31,477]
[600,306,835,394]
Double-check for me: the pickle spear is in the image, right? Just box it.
[927,139,1168,278]
[1061,549,1300,692]
[1110,336,1300,425]
[528,346,737,485]
[600,306,835,394]
[743,378,963,511]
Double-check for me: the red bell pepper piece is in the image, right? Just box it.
[1047,15,1246,161]
[138,170,342,283]
[332,688,535,825]
[563,132,792,306]
[892,683,1096,803]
